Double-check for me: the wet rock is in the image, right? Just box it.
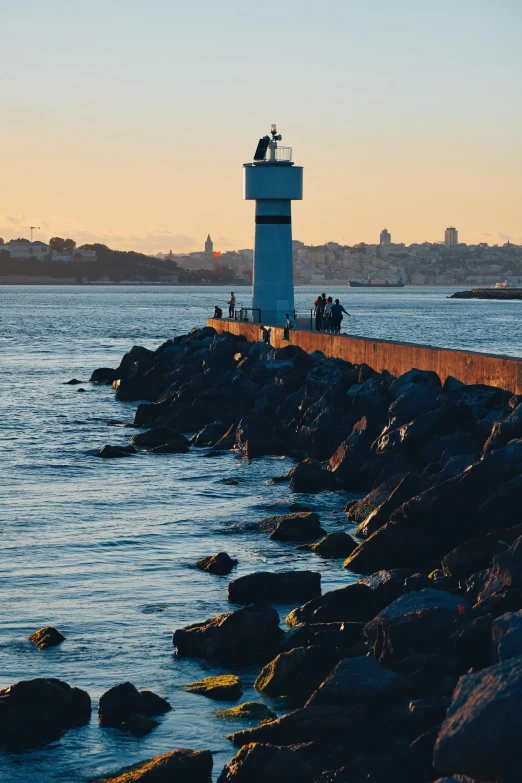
[354,472,423,539]
[483,402,522,454]
[217,742,320,783]
[192,421,231,447]
[328,417,373,486]
[235,417,285,458]
[77,387,87,392]
[29,626,65,650]
[215,701,277,722]
[198,552,238,576]
[228,571,321,604]
[259,512,326,542]
[97,748,213,782]
[255,645,341,704]
[287,583,378,627]
[67,378,82,384]
[114,376,163,402]
[306,656,411,707]
[492,610,522,662]
[97,444,136,458]
[288,460,337,493]
[0,677,91,748]
[296,532,357,558]
[433,655,522,783]
[98,682,171,727]
[149,441,191,453]
[120,713,158,736]
[173,604,283,665]
[131,426,189,450]
[185,674,243,701]
[90,367,117,384]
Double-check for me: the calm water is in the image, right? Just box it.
[0,285,521,783]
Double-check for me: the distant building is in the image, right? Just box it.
[445,227,458,246]
[0,239,49,260]
[205,234,213,258]
[380,228,391,245]
[50,248,97,262]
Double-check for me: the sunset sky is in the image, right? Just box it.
[2,0,521,252]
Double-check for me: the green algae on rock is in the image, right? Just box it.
[95,748,213,782]
[184,674,243,701]
[215,702,276,722]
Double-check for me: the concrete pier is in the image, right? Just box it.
[208,318,522,395]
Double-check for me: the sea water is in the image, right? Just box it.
[0,285,520,782]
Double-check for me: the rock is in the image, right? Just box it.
[492,610,522,662]
[345,472,409,523]
[149,441,191,453]
[474,534,522,612]
[305,656,411,707]
[453,615,494,671]
[90,367,117,384]
[28,626,65,650]
[198,552,238,576]
[215,702,277,722]
[254,645,341,703]
[97,749,213,782]
[97,444,136,458]
[98,682,171,727]
[173,604,283,665]
[477,475,522,531]
[296,532,357,558]
[131,426,189,449]
[192,422,230,447]
[287,582,382,627]
[67,378,82,384]
[373,607,462,665]
[390,368,442,396]
[217,742,320,783]
[442,536,499,580]
[288,461,337,493]
[120,713,158,736]
[259,512,326,542]
[364,589,468,645]
[226,704,363,747]
[354,472,423,539]
[433,655,522,783]
[114,376,163,401]
[0,677,91,748]
[328,417,373,486]
[389,382,441,425]
[375,404,474,458]
[77,387,87,392]
[228,571,321,604]
[235,417,285,458]
[483,402,522,454]
[185,674,243,701]
[133,401,166,428]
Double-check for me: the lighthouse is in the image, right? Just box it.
[244,124,303,326]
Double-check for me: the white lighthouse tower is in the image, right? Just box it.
[244,124,303,326]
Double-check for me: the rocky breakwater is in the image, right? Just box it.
[91,326,522,781]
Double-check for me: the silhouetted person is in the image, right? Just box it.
[283,312,295,340]
[314,293,326,331]
[228,292,236,318]
[214,305,223,319]
[259,324,271,344]
[330,298,350,333]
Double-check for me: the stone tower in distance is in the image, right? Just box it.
[244,124,303,326]
[205,234,213,257]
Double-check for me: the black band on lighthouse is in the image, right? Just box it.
[255,215,291,225]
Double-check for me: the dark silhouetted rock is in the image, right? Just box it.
[492,610,522,663]
[184,674,242,701]
[286,583,377,627]
[217,742,320,783]
[296,531,357,558]
[120,713,158,737]
[198,552,237,576]
[98,682,171,727]
[90,367,117,384]
[131,426,189,449]
[483,402,522,454]
[0,677,91,748]
[228,571,321,604]
[306,656,410,707]
[67,378,82,385]
[453,615,494,671]
[97,444,136,458]
[288,460,337,493]
[354,472,423,539]
[192,422,230,447]
[235,417,285,458]
[259,512,326,542]
[114,376,163,402]
[173,604,283,665]
[255,645,341,703]
[389,381,441,425]
[433,655,522,783]
[149,441,191,454]
[97,748,213,782]
[29,627,65,650]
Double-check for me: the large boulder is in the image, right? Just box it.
[389,369,442,397]
[297,531,357,558]
[492,611,522,662]
[286,583,377,627]
[258,512,326,542]
[354,472,423,539]
[433,655,522,783]
[328,417,373,487]
[217,742,320,783]
[98,682,170,727]
[254,645,341,703]
[228,571,321,604]
[235,417,285,458]
[288,461,337,493]
[114,376,163,402]
[90,367,117,384]
[388,382,441,425]
[184,674,242,701]
[0,677,91,748]
[131,426,189,450]
[474,534,522,612]
[98,749,213,782]
[97,444,136,458]
[173,604,283,665]
[306,656,410,707]
[197,552,237,576]
[192,422,230,447]
[483,402,522,454]
[28,626,65,650]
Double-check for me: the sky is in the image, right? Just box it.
[2,0,521,253]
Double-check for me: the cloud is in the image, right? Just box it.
[474,230,522,245]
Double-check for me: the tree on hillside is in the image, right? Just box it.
[0,238,4,245]
[50,237,76,253]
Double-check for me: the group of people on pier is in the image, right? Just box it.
[313,293,350,333]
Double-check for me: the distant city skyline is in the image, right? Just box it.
[2,1,521,253]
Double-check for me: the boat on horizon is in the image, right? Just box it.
[348,278,405,288]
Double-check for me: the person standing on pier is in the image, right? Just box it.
[314,293,327,332]
[323,296,334,332]
[228,292,236,318]
[330,298,350,333]
[283,312,296,340]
